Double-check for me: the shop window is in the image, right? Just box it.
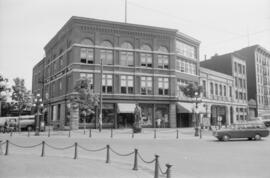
[158,78,169,95]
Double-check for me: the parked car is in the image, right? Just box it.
[212,123,269,141]
[0,115,36,132]
[248,115,270,127]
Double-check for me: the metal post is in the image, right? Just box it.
[41,141,45,157]
[133,149,138,170]
[106,145,110,163]
[74,142,78,159]
[111,128,113,138]
[154,129,156,139]
[69,129,71,138]
[176,129,179,139]
[84,116,86,135]
[200,128,202,139]
[28,128,30,137]
[99,59,103,132]
[132,129,134,138]
[10,129,12,137]
[5,140,9,156]
[48,126,50,137]
[154,155,159,178]
[89,128,92,138]
[166,164,172,178]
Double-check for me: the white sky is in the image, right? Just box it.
[0,0,270,90]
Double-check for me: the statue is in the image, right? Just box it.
[133,104,142,133]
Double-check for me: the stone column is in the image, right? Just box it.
[169,103,176,128]
[226,105,231,126]
[70,105,79,130]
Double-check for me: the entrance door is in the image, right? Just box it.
[118,113,134,128]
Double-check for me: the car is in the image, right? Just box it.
[212,123,269,141]
[261,115,270,127]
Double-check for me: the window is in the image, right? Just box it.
[80,39,94,64]
[224,85,226,96]
[157,46,169,69]
[141,53,152,67]
[120,42,134,66]
[239,78,242,88]
[219,84,222,96]
[60,57,63,68]
[235,77,238,87]
[100,41,113,65]
[234,62,237,73]
[121,75,134,94]
[102,74,113,93]
[141,76,152,95]
[59,80,62,90]
[229,86,232,97]
[243,79,246,89]
[80,73,93,90]
[215,83,218,95]
[235,91,238,99]
[210,82,214,95]
[176,41,196,59]
[243,65,245,75]
[202,80,206,97]
[238,64,242,74]
[158,78,169,95]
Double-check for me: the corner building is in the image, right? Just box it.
[33,16,201,129]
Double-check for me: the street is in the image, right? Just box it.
[1,128,270,178]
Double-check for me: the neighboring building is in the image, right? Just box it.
[200,67,246,127]
[200,53,248,122]
[32,58,45,98]
[32,16,201,129]
[235,45,270,117]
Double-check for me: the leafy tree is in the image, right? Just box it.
[0,74,10,116]
[70,77,99,129]
[180,82,203,136]
[11,78,32,131]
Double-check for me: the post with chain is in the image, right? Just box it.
[154,129,156,139]
[5,140,9,156]
[133,149,138,170]
[176,129,179,139]
[28,128,30,137]
[106,145,110,163]
[69,129,71,138]
[132,129,134,138]
[41,141,45,157]
[111,128,113,138]
[10,130,13,137]
[200,128,202,139]
[74,142,78,159]
[89,128,92,138]
[154,155,159,178]
[48,126,50,137]
[166,164,172,178]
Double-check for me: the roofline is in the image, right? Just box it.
[200,66,234,80]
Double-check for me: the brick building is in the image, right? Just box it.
[235,45,270,117]
[200,53,248,122]
[32,16,201,129]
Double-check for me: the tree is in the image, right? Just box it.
[11,78,32,131]
[180,82,203,136]
[70,77,99,130]
[0,74,10,116]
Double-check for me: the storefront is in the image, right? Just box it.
[211,105,227,126]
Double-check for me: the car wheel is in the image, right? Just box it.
[254,134,261,140]
[248,137,253,141]
[223,135,230,141]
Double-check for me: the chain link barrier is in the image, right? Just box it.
[77,144,107,152]
[45,143,74,150]
[9,141,42,149]
[137,152,156,164]
[158,163,167,175]
[109,147,135,157]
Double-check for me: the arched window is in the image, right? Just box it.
[120,42,134,66]
[157,46,169,69]
[140,44,152,68]
[80,38,94,64]
[100,41,113,65]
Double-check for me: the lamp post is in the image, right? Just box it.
[99,58,103,132]
[194,92,199,136]
[33,93,43,136]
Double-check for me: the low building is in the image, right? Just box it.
[32,16,201,129]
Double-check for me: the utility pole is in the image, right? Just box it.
[99,58,103,132]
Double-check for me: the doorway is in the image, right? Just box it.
[118,113,134,128]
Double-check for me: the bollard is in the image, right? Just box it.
[69,129,71,138]
[176,129,179,139]
[154,129,156,139]
[154,155,159,178]
[200,129,202,139]
[0,141,2,155]
[166,164,172,178]
[89,128,92,138]
[10,130,13,137]
[84,127,86,135]
[41,141,45,157]
[132,129,134,138]
[111,128,113,138]
[28,128,30,137]
[106,145,110,163]
[133,149,138,170]
[5,140,9,156]
[74,142,78,159]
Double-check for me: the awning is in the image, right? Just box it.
[177,102,206,113]
[117,103,136,113]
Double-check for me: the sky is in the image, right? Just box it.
[0,0,270,90]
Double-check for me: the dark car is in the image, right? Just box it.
[212,123,269,141]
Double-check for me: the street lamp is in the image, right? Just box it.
[33,93,43,136]
[194,92,199,136]
[99,58,103,132]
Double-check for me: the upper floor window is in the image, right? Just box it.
[140,44,152,68]
[141,76,152,95]
[176,41,196,59]
[210,82,214,95]
[215,83,218,95]
[80,39,94,64]
[224,85,227,96]
[102,74,113,93]
[158,77,169,95]
[234,62,237,73]
[238,64,242,74]
[229,86,232,97]
[80,73,93,90]
[219,84,222,96]
[176,58,196,75]
[100,41,113,65]
[202,80,206,97]
[120,75,134,94]
[157,46,169,69]
[120,42,134,66]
